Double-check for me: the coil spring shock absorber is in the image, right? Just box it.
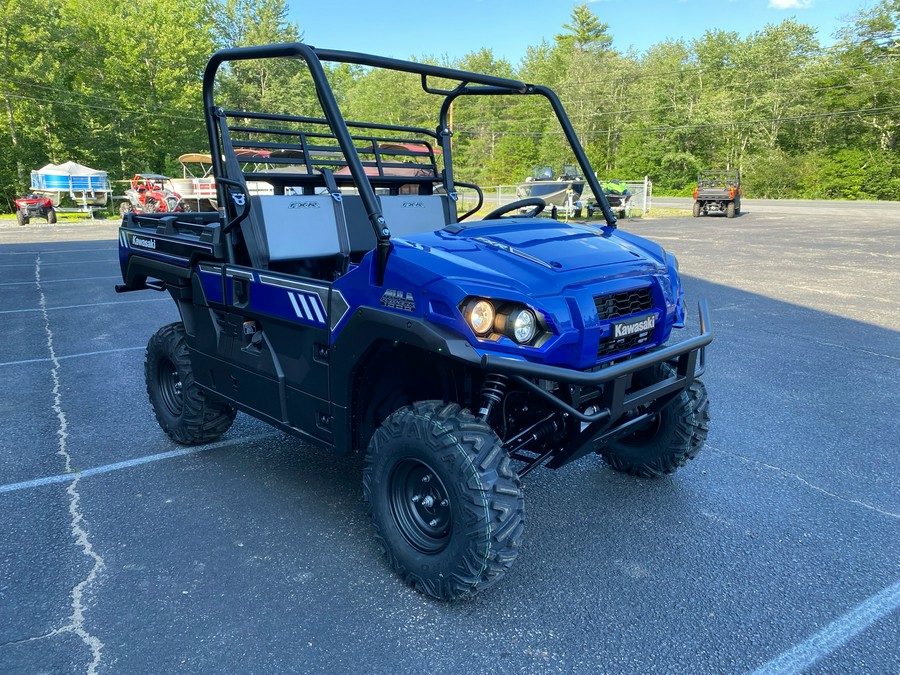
[478,373,508,422]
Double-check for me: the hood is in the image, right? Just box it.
[393,218,666,295]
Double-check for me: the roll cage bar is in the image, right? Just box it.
[202,42,617,283]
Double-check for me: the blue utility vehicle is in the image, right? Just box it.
[117,44,713,600]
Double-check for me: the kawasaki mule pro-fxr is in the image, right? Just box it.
[117,43,713,600]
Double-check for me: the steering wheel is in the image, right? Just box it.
[482,197,546,220]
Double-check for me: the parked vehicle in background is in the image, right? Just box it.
[120,174,183,215]
[598,179,633,219]
[516,165,585,205]
[693,170,741,218]
[14,194,57,225]
[517,165,585,216]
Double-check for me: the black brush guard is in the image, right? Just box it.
[480,301,713,475]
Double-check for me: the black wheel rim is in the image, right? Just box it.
[157,358,184,417]
[389,458,452,554]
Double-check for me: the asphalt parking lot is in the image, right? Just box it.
[1,202,898,674]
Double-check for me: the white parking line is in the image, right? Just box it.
[34,253,105,672]
[0,433,279,495]
[0,346,145,368]
[0,275,120,287]
[0,247,115,256]
[0,259,114,268]
[751,579,900,674]
[0,298,167,315]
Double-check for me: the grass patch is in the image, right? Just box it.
[0,210,111,222]
[638,207,692,219]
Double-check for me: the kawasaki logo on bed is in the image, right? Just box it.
[613,314,655,339]
[131,235,157,250]
[289,201,320,209]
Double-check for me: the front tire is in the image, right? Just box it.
[16,210,28,226]
[46,208,57,224]
[119,201,133,216]
[145,322,236,445]
[364,401,524,600]
[601,363,709,477]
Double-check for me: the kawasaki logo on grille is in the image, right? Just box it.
[132,236,157,250]
[613,314,655,338]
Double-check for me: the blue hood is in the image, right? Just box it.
[392,218,666,295]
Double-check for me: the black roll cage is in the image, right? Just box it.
[202,42,618,283]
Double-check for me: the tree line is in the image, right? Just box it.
[2,0,898,210]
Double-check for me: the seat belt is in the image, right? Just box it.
[318,168,350,277]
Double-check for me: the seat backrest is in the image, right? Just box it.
[245,194,342,268]
[378,195,453,238]
[243,193,455,268]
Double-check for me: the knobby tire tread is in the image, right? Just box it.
[603,365,710,478]
[146,322,236,445]
[363,401,524,600]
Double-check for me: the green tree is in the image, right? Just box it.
[0,0,65,204]
[214,0,306,113]
[555,4,613,54]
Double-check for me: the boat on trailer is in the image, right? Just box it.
[30,161,111,212]
[515,165,585,207]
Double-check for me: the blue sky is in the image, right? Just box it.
[286,0,862,64]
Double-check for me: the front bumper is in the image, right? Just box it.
[481,300,713,470]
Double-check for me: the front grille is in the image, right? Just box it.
[595,287,655,359]
[598,331,652,358]
[593,288,652,321]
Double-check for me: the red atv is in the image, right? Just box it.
[15,195,57,226]
[120,174,183,215]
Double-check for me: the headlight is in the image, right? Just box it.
[467,299,494,335]
[460,296,548,345]
[510,308,536,343]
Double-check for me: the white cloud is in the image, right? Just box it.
[768,0,813,8]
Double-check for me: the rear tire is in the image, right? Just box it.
[601,363,709,477]
[145,322,236,445]
[692,202,701,217]
[46,208,57,224]
[726,202,736,218]
[364,401,524,600]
